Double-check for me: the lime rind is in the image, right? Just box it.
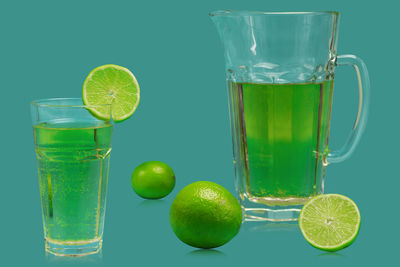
[131,161,176,199]
[83,64,140,122]
[169,181,242,249]
[299,194,361,252]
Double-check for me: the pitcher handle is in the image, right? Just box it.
[327,54,370,164]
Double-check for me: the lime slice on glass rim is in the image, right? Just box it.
[299,194,361,252]
[83,64,140,122]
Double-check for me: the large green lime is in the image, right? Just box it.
[170,181,242,249]
[131,161,175,199]
[82,64,140,122]
[299,194,361,252]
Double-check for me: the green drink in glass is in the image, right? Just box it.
[31,65,140,256]
[31,98,113,256]
[228,80,334,204]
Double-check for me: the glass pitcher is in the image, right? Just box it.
[210,11,370,221]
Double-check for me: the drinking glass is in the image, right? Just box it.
[31,98,113,256]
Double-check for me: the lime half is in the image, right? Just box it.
[83,64,140,122]
[299,194,361,252]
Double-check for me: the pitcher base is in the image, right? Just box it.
[244,207,301,221]
[241,196,306,221]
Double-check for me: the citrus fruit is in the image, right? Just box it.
[131,161,175,199]
[82,64,140,122]
[169,181,242,249]
[299,194,361,252]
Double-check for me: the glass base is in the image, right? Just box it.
[45,238,102,257]
[241,196,304,222]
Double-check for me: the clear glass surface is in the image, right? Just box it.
[210,11,370,221]
[31,98,113,256]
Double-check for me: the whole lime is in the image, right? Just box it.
[169,181,242,249]
[131,161,175,199]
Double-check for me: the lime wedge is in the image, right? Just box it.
[299,194,361,252]
[83,64,140,122]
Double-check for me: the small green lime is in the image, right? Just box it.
[299,194,361,252]
[170,181,242,249]
[131,161,175,199]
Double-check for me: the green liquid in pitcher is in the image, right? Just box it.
[228,80,334,205]
[33,122,112,244]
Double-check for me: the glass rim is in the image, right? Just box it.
[30,98,112,108]
[209,10,340,17]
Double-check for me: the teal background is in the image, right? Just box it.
[1,0,397,266]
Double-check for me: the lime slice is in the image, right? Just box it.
[299,194,361,252]
[83,64,140,122]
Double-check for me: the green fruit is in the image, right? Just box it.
[299,194,361,252]
[131,161,175,199]
[170,181,242,249]
[83,64,140,122]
